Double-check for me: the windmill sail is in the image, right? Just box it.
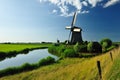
[68,30,72,43]
[65,26,71,29]
[71,11,77,27]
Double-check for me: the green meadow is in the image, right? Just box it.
[0,43,51,52]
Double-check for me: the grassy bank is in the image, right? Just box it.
[1,46,120,80]
[0,43,51,60]
[105,48,120,79]
[0,56,55,77]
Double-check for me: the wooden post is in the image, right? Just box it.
[97,61,102,80]
[110,52,113,61]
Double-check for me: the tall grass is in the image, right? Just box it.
[104,47,120,79]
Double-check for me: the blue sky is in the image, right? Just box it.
[0,0,120,42]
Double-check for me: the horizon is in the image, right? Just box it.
[0,0,120,42]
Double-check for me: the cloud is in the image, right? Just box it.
[39,0,119,17]
[40,0,83,17]
[81,10,90,14]
[88,0,103,7]
[103,0,120,8]
[52,9,57,13]
[82,1,88,6]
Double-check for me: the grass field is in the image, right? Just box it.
[106,51,120,79]
[0,46,120,80]
[0,43,51,52]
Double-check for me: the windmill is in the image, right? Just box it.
[66,11,83,44]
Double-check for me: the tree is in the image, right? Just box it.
[100,38,112,48]
[87,42,102,53]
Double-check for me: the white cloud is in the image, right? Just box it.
[40,0,83,17]
[60,12,74,17]
[52,9,57,13]
[49,0,59,4]
[81,10,90,14]
[103,0,120,8]
[40,0,120,17]
[88,0,103,7]
[82,1,88,6]
[57,0,82,16]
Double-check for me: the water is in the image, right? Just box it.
[0,49,58,70]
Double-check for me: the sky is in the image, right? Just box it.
[0,0,120,42]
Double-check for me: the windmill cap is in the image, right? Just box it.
[72,26,82,30]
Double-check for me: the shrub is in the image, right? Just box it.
[19,63,34,71]
[74,42,80,53]
[54,43,60,46]
[79,45,87,52]
[48,45,58,54]
[74,42,87,53]
[48,44,65,56]
[102,42,108,49]
[0,52,6,58]
[87,42,93,52]
[100,38,112,48]
[87,42,102,53]
[58,45,66,54]
[74,43,87,53]
[45,56,55,64]
[61,48,77,58]
[22,48,29,54]
[83,41,88,45]
[39,56,55,66]
[0,67,17,77]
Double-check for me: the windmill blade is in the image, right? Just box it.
[68,31,72,43]
[65,26,71,30]
[71,11,78,27]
